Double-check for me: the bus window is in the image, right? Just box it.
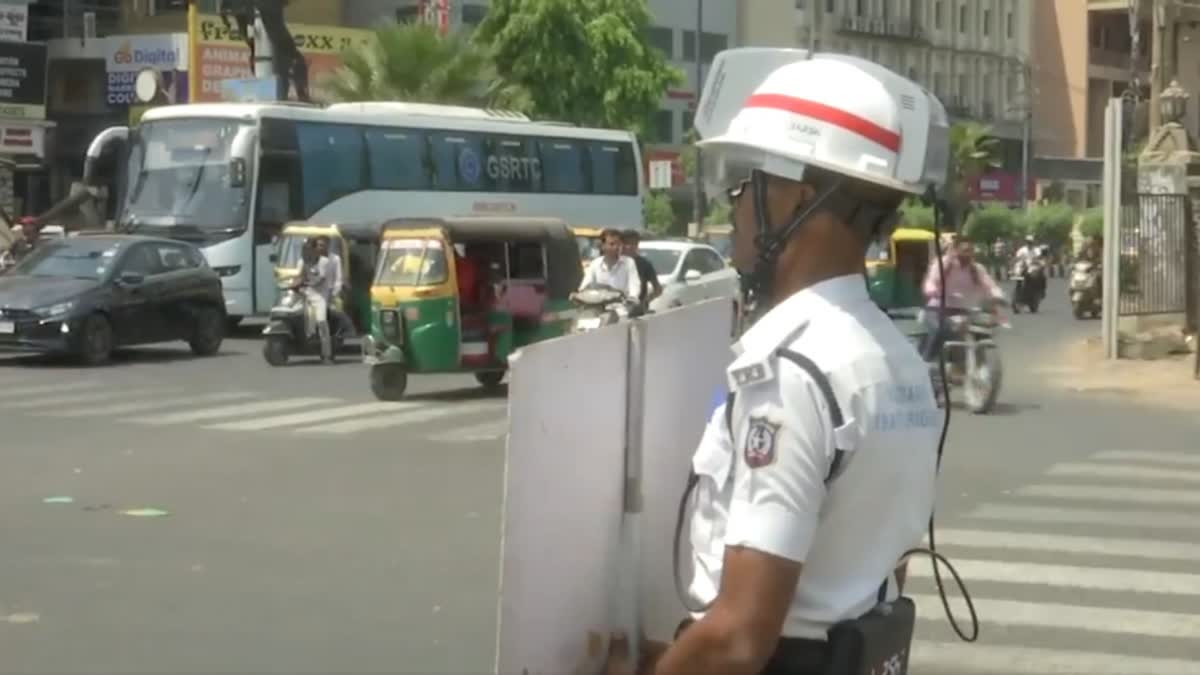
[295,122,366,215]
[430,132,490,191]
[589,141,638,195]
[539,140,586,194]
[490,136,541,193]
[366,128,430,190]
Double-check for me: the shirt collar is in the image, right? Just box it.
[732,274,870,359]
[600,256,622,269]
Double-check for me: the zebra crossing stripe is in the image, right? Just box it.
[1047,462,1200,484]
[37,392,255,418]
[968,504,1200,531]
[427,418,509,442]
[0,381,100,399]
[298,401,503,434]
[6,387,173,410]
[1015,483,1200,506]
[910,640,1200,674]
[1090,450,1200,467]
[925,528,1200,562]
[125,397,339,425]
[206,401,424,431]
[907,557,1200,595]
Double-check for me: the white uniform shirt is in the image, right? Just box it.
[328,252,345,298]
[685,274,941,640]
[580,255,641,299]
[1015,244,1038,267]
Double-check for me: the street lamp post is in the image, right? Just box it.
[692,0,705,235]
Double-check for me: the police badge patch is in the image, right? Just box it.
[743,417,780,468]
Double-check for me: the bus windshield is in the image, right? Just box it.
[121,119,251,234]
[375,239,448,287]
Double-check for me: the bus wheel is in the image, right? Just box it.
[370,364,408,401]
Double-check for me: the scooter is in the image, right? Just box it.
[261,287,349,366]
[1011,259,1046,313]
[571,285,635,333]
[1069,260,1102,319]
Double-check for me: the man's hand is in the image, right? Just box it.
[603,632,669,675]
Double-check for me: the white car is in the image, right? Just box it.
[639,239,739,313]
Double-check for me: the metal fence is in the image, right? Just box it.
[1117,193,1190,316]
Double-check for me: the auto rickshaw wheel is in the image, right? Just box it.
[263,336,290,367]
[475,370,505,390]
[370,364,408,401]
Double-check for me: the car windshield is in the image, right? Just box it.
[375,239,448,286]
[277,234,344,269]
[11,240,122,280]
[121,118,251,232]
[640,248,682,276]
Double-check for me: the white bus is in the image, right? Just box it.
[86,101,645,323]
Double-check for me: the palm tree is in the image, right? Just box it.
[323,21,527,108]
[947,121,1001,229]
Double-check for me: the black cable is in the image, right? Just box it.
[900,188,979,643]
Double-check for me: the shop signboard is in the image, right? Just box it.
[190,13,371,103]
[104,34,189,107]
[0,40,45,120]
[0,2,28,43]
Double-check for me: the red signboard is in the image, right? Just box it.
[969,171,1036,204]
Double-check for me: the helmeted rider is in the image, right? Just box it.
[1014,235,1039,272]
[604,50,946,675]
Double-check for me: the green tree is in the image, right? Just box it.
[900,199,936,231]
[947,122,1001,227]
[474,0,683,135]
[325,21,526,107]
[643,191,674,234]
[704,200,731,225]
[1020,202,1075,249]
[1079,207,1104,241]
[963,204,1017,245]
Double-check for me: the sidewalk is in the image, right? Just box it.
[1034,335,1199,412]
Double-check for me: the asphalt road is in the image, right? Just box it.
[0,279,1196,674]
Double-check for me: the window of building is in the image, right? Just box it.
[826,0,835,12]
[958,74,969,102]
[396,6,421,23]
[1006,11,1013,38]
[934,1,942,29]
[958,4,967,33]
[682,31,727,62]
[983,9,991,36]
[681,110,695,133]
[651,109,674,144]
[646,26,674,58]
[933,73,944,98]
[856,0,865,16]
[146,0,188,15]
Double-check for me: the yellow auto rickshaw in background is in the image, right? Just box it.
[364,217,582,400]
[866,227,936,310]
[571,226,604,271]
[270,221,386,334]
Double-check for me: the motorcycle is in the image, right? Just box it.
[261,286,348,366]
[1011,258,1046,313]
[1069,260,1102,320]
[927,299,1008,415]
[571,285,635,333]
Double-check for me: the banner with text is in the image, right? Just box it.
[191,13,371,102]
[0,2,28,43]
[0,40,44,119]
[104,34,189,107]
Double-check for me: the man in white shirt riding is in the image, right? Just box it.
[576,228,642,300]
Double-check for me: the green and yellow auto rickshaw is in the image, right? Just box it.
[866,227,936,310]
[363,217,583,400]
[271,221,386,334]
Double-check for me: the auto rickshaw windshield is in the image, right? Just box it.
[576,236,601,262]
[375,238,449,286]
[278,232,343,269]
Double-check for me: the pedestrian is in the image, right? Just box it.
[298,238,333,363]
[314,235,353,337]
[621,229,662,313]
[605,54,945,675]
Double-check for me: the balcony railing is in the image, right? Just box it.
[1089,46,1150,73]
[837,15,928,43]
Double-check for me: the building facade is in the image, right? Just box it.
[0,0,52,218]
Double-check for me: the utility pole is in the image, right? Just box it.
[692,0,705,235]
[1149,0,1176,131]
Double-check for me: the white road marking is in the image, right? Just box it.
[1091,449,1200,467]
[427,418,509,442]
[908,593,1200,639]
[907,557,1200,595]
[205,401,424,431]
[0,381,100,399]
[297,401,504,434]
[910,641,1200,674]
[924,528,1200,562]
[1047,462,1200,484]
[5,387,173,410]
[125,397,339,425]
[37,392,255,418]
[968,504,1199,530]
[1016,483,1200,506]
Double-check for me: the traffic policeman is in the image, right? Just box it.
[607,52,949,675]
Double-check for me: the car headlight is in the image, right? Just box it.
[33,301,74,318]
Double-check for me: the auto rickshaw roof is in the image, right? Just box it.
[282,220,388,242]
[381,217,575,243]
[890,227,936,242]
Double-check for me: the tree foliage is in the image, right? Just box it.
[899,199,936,231]
[643,191,675,234]
[475,0,683,135]
[324,21,526,108]
[1079,207,1104,241]
[704,200,731,225]
[1020,203,1075,248]
[946,122,1001,226]
[964,204,1017,245]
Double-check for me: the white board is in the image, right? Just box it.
[634,299,734,641]
[496,324,630,675]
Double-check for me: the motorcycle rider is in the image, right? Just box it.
[920,235,1005,361]
[574,228,641,300]
[605,53,945,675]
[297,238,333,363]
[1013,235,1038,272]
[314,235,354,338]
[622,229,662,314]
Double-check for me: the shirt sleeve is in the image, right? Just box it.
[625,258,642,298]
[579,260,595,290]
[723,364,845,563]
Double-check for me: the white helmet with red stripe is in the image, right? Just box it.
[695,49,949,197]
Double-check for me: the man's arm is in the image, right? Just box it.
[579,260,595,291]
[653,369,837,675]
[625,258,642,299]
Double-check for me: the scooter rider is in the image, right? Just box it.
[296,238,333,363]
[606,52,946,675]
[314,235,355,338]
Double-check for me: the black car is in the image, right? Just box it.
[0,234,226,365]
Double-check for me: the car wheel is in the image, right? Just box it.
[77,313,113,366]
[189,306,225,356]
